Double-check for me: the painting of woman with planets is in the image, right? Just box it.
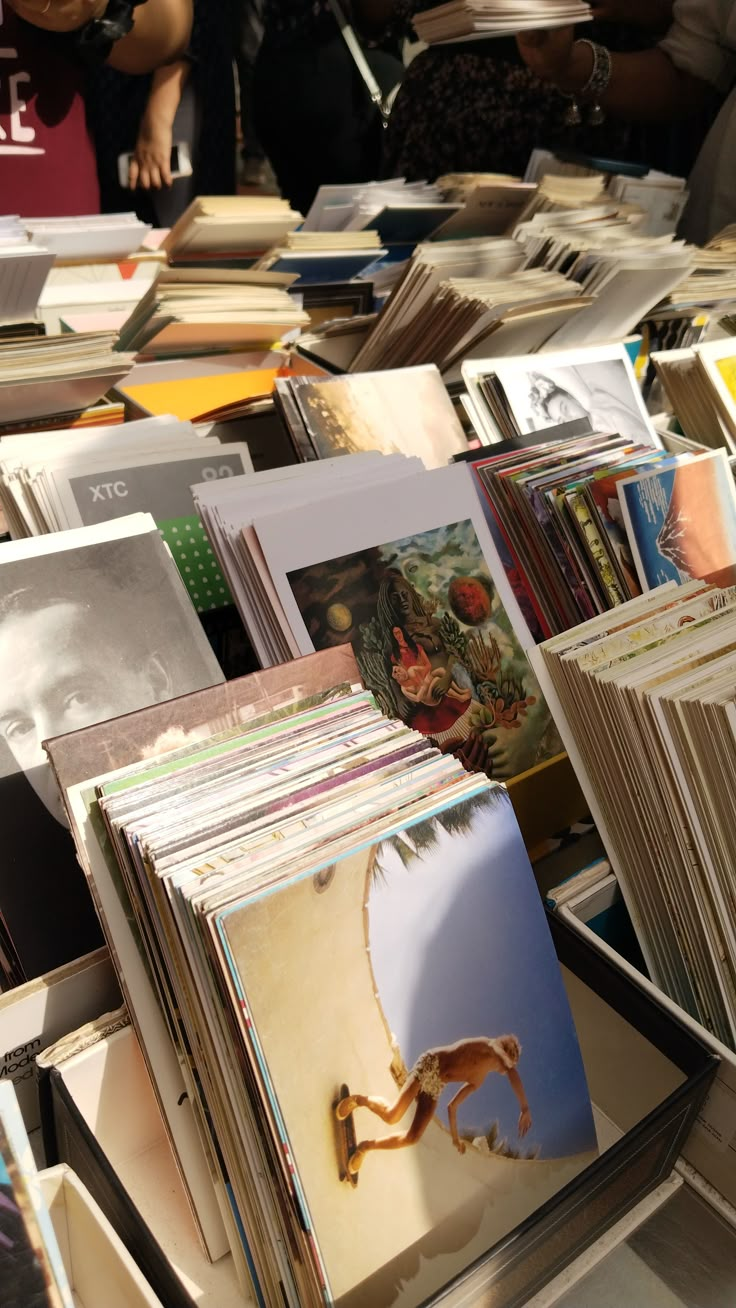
[286,518,561,782]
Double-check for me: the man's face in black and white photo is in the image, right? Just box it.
[0,599,170,825]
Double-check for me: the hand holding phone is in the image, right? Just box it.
[120,140,192,190]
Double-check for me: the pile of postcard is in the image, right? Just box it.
[0,515,221,987]
[663,224,736,313]
[514,206,695,346]
[47,649,597,1308]
[0,215,54,326]
[20,211,151,262]
[0,331,135,425]
[0,413,252,610]
[533,578,736,1047]
[117,264,309,357]
[162,195,303,262]
[522,151,689,237]
[413,0,592,44]
[653,336,736,450]
[350,240,582,373]
[607,171,689,238]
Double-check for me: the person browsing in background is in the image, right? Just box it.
[516,0,736,243]
[0,0,192,217]
[359,0,692,183]
[87,0,235,225]
[253,0,405,216]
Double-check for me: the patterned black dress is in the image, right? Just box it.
[383,16,714,181]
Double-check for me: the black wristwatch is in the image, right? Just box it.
[73,0,149,64]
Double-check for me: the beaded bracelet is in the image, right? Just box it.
[563,39,613,128]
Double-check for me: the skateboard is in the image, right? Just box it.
[333,1083,358,1188]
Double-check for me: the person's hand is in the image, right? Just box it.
[6,0,107,33]
[516,26,577,86]
[453,1137,466,1155]
[129,115,174,190]
[518,1107,532,1138]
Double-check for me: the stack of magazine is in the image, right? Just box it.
[47,651,597,1307]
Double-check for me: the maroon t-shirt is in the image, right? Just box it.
[0,1,100,215]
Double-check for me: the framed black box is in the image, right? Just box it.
[38,910,718,1308]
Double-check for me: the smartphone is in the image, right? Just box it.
[117,141,193,188]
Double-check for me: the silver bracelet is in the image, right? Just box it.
[563,39,613,128]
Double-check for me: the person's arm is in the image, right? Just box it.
[129,59,189,189]
[506,1068,532,1137]
[109,0,193,74]
[516,28,713,122]
[7,0,193,75]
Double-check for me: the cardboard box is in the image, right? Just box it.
[0,948,121,1133]
[40,914,717,1308]
[40,1163,164,1308]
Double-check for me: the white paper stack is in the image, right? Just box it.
[22,212,151,261]
[0,214,54,325]
[0,331,135,424]
[413,0,592,44]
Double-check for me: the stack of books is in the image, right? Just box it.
[256,228,385,283]
[302,178,444,232]
[48,651,597,1307]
